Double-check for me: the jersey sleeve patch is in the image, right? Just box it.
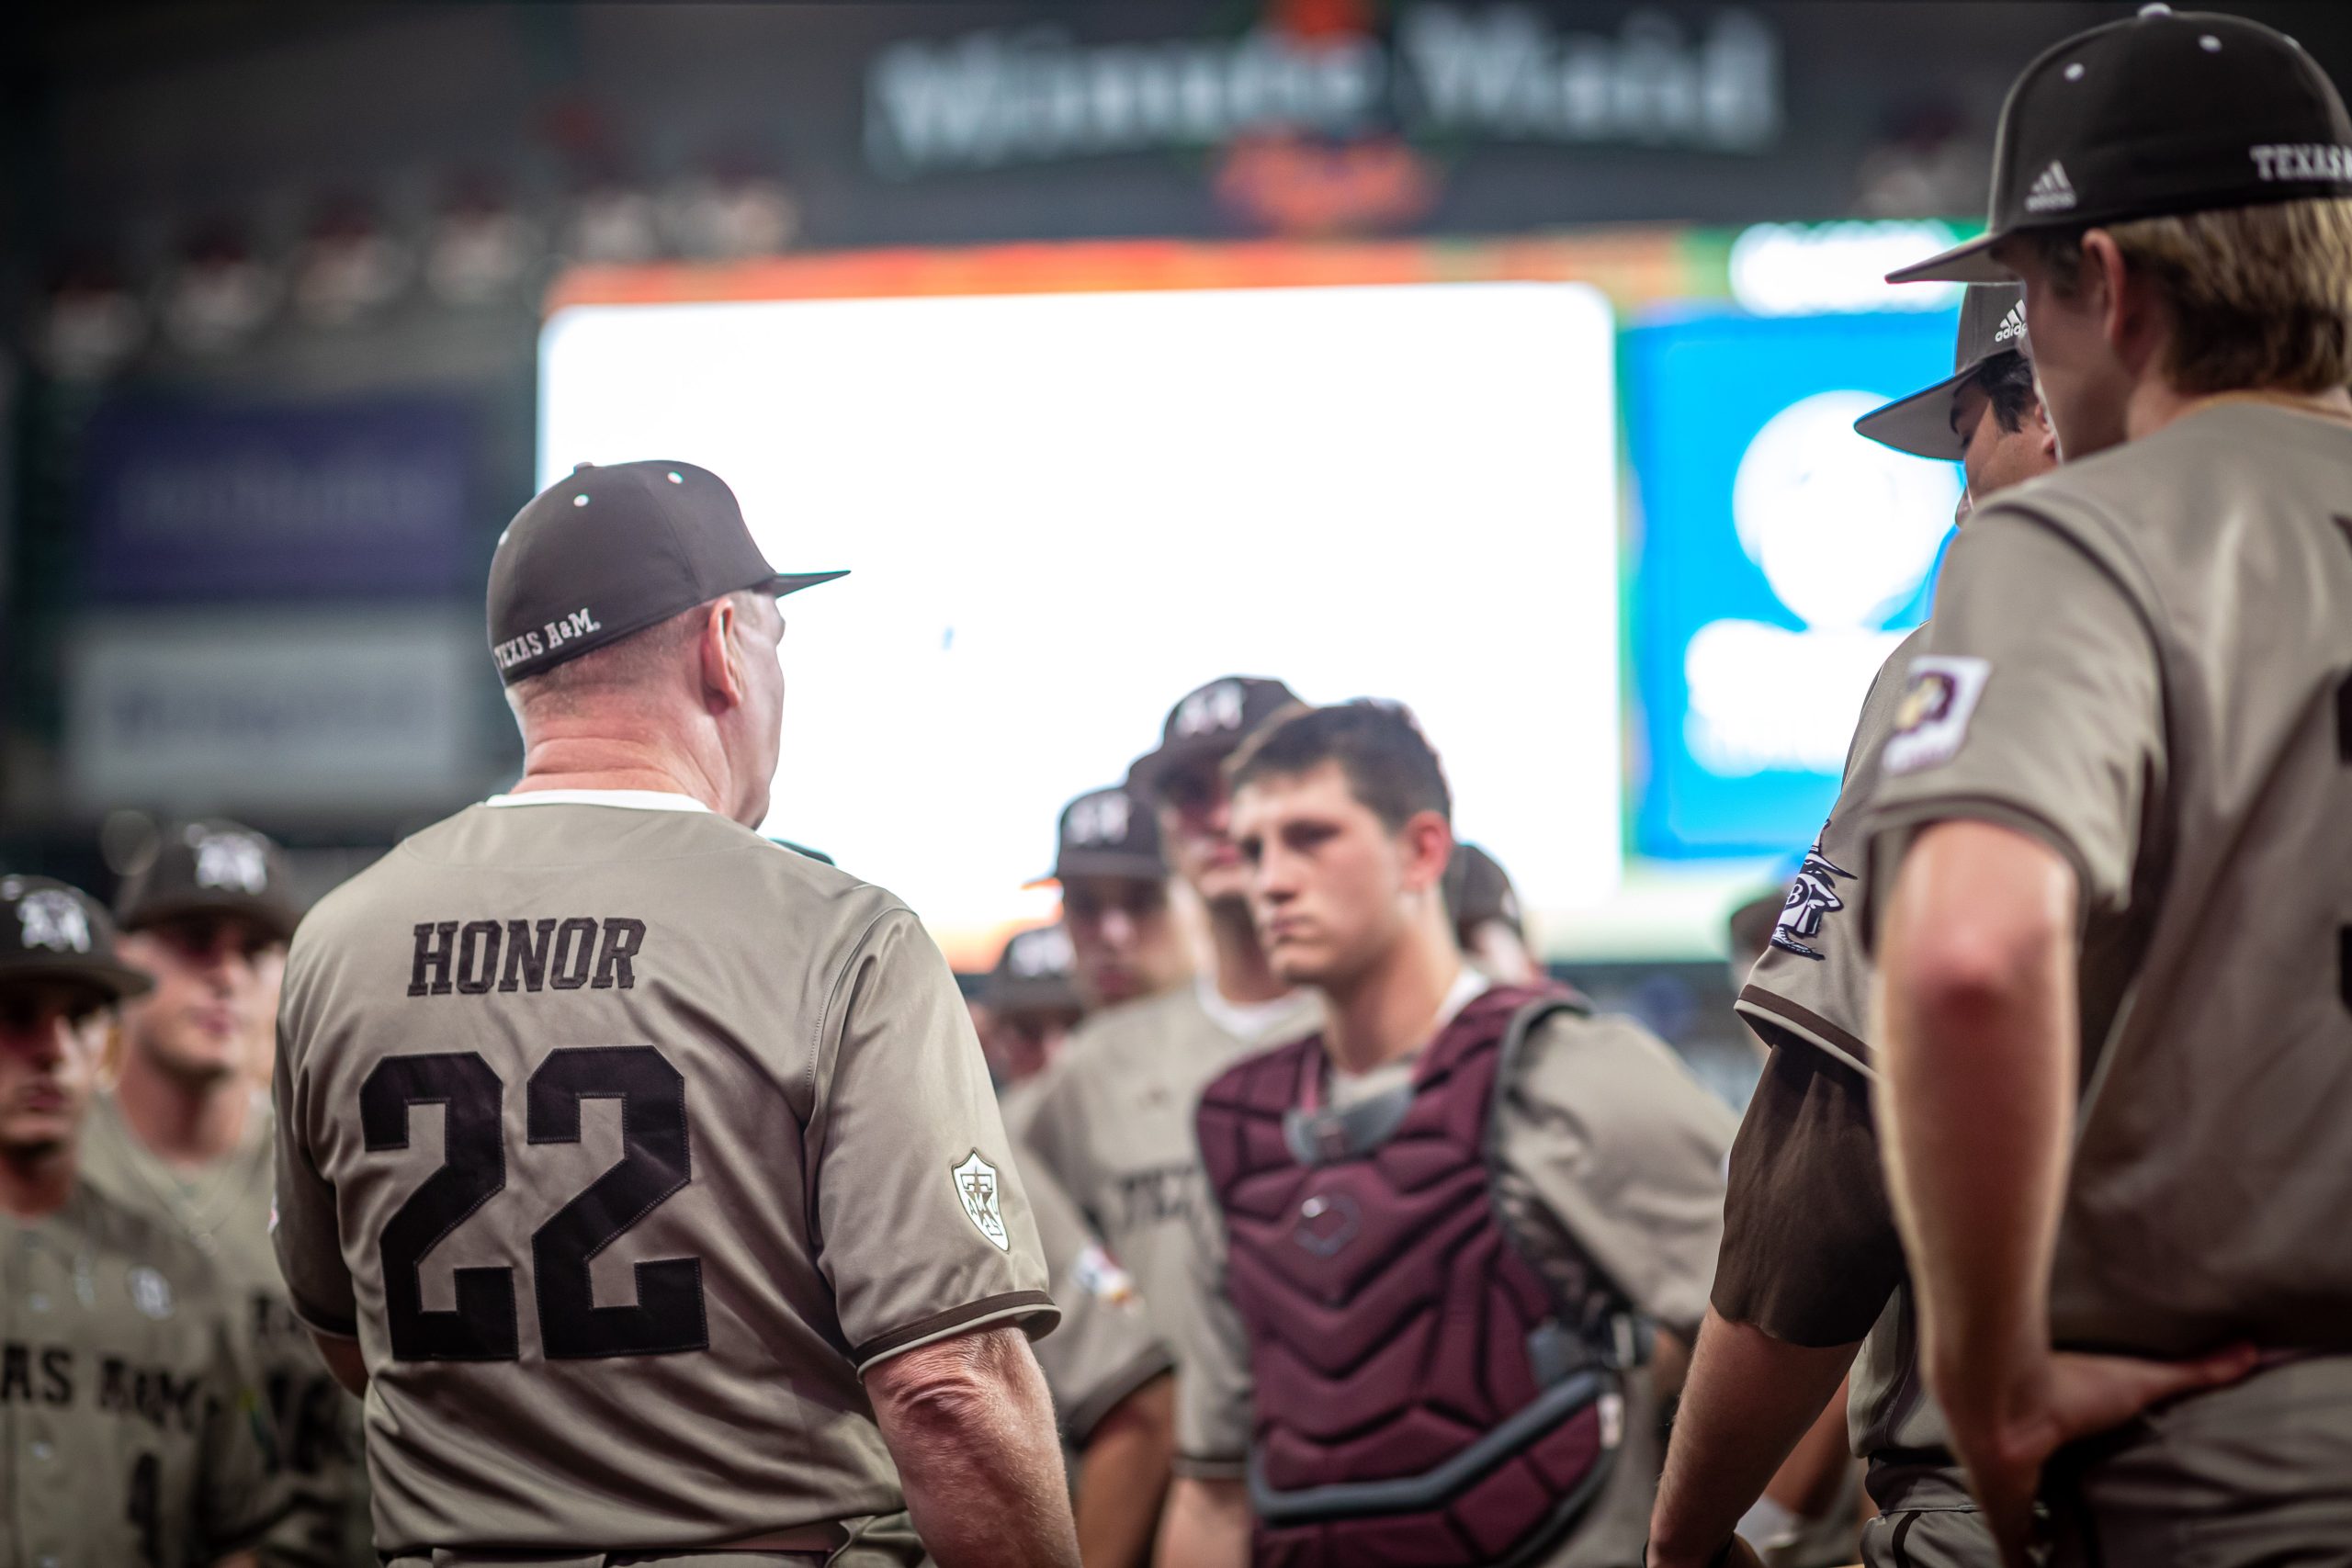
[952,1149,1011,1251]
[1881,656,1992,777]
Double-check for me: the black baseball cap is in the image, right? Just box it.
[1444,842,1523,939]
[1891,6,2352,284]
[1854,284,2030,460]
[489,460,845,684]
[1125,676,1304,803]
[116,819,302,944]
[2,874,153,1002]
[1028,784,1165,887]
[983,924,1084,1016]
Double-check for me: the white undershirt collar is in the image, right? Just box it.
[483,788,712,814]
[1196,975,1306,1043]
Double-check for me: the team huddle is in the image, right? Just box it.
[6,8,2352,1568]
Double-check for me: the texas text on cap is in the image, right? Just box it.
[2,874,153,1002]
[1892,6,2352,283]
[1125,676,1304,801]
[1030,785,1165,887]
[984,923,1085,1017]
[116,819,303,944]
[1855,284,2030,460]
[1445,843,1524,939]
[488,460,846,685]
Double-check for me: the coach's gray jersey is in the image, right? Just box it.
[273,791,1055,1559]
[1865,400,2352,1357]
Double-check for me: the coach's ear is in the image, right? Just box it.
[1400,810,1453,895]
[695,594,747,711]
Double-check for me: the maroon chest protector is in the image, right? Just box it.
[1196,984,1634,1568]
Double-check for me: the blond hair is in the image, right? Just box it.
[2024,197,2352,394]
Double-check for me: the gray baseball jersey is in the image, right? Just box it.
[1169,994,1735,1568]
[1019,1145,1171,1447]
[1863,400,2352,1357]
[1,1181,283,1567]
[82,1093,367,1568]
[1722,626,1972,1473]
[1011,980,1319,1353]
[272,791,1056,1560]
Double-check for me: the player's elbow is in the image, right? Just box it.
[867,1324,1038,1437]
[1883,822,2074,1030]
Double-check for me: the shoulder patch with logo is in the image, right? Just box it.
[1770,841,1850,961]
[952,1150,1010,1251]
[1881,656,1992,776]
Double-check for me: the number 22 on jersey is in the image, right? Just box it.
[360,1044,708,1361]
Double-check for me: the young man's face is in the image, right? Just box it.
[975,1004,1080,1087]
[1156,758,1252,908]
[0,982,108,1157]
[1996,237,2137,462]
[1060,874,1183,1008]
[1951,376,2060,518]
[1233,760,1442,991]
[117,912,282,1087]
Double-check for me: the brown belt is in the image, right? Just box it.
[388,1526,845,1567]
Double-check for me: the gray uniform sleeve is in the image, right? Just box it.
[196,1287,292,1554]
[1862,505,2164,928]
[1168,1150,1254,1477]
[1022,1146,1173,1446]
[271,945,357,1338]
[1494,1011,1736,1343]
[811,908,1059,1371]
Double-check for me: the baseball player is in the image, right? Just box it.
[1013,682,1320,1362]
[1445,841,1544,985]
[0,873,284,1567]
[1035,785,1189,1012]
[1648,282,2053,1568]
[974,924,1086,1096]
[271,460,1077,1568]
[1869,11,2352,1562]
[82,820,367,1568]
[1163,703,1735,1568]
[966,923,1176,1568]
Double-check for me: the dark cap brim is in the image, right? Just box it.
[758,570,850,600]
[1854,365,1978,460]
[1031,849,1167,889]
[1125,733,1237,801]
[120,890,301,945]
[1,954,154,1004]
[1887,231,2011,285]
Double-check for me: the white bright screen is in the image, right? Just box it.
[540,283,1623,955]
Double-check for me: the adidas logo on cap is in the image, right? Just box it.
[1993,302,2027,344]
[2024,161,2077,213]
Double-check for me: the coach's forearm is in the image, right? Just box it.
[868,1325,1080,1568]
[1648,1309,1858,1568]
[1074,1373,1175,1568]
[1875,821,2077,1431]
[308,1331,368,1398]
[1156,1474,1250,1568]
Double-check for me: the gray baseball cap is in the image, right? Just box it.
[489,460,845,684]
[1853,284,2030,460]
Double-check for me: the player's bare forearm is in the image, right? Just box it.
[1647,1308,1858,1568]
[1874,820,2075,1549]
[867,1325,1081,1568]
[1156,1475,1250,1568]
[1073,1373,1174,1568]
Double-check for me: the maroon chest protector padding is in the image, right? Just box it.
[1196,985,1623,1568]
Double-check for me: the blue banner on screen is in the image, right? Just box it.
[83,399,473,599]
[1625,308,1962,860]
